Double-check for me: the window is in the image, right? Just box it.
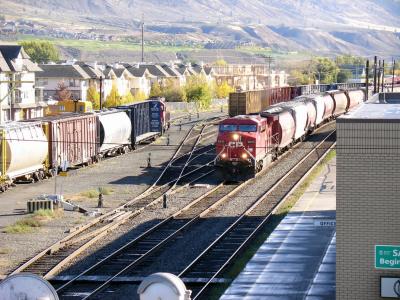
[219,124,237,132]
[238,125,257,132]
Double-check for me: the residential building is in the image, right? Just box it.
[103,66,133,97]
[212,64,288,91]
[124,65,154,97]
[36,64,90,101]
[0,45,45,122]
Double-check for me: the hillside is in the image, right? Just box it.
[1,0,400,59]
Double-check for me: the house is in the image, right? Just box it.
[36,64,91,101]
[140,64,171,86]
[124,64,154,97]
[76,62,108,102]
[103,66,133,97]
[0,45,45,122]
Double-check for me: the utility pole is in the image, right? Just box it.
[141,14,145,63]
[373,56,377,94]
[365,60,369,101]
[392,59,396,92]
[377,60,381,93]
[381,60,385,92]
[99,76,103,110]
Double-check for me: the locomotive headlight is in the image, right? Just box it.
[233,133,239,141]
[241,153,248,159]
[221,153,227,159]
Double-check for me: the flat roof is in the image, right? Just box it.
[338,92,400,122]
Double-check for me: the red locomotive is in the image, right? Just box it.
[216,89,365,179]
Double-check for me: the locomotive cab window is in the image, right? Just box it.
[238,125,257,132]
[220,124,237,131]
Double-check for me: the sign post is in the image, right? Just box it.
[375,245,400,269]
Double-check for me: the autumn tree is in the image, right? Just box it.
[163,79,186,102]
[19,40,60,63]
[149,81,162,98]
[214,80,234,99]
[185,75,212,109]
[56,81,72,101]
[214,59,228,66]
[105,84,122,108]
[133,91,147,102]
[86,86,100,109]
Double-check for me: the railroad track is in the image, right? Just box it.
[10,120,220,279]
[49,123,336,300]
[53,182,245,299]
[179,129,336,299]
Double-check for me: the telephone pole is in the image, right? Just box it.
[141,14,145,63]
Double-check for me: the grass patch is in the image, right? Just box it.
[207,149,336,299]
[4,209,64,234]
[80,187,114,198]
[0,248,10,254]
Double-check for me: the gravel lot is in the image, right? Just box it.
[0,110,225,276]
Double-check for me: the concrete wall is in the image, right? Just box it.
[336,120,400,300]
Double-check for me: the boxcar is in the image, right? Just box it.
[39,113,98,169]
[115,99,167,146]
[0,122,48,187]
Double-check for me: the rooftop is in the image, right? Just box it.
[37,64,91,79]
[0,45,42,72]
[338,93,400,121]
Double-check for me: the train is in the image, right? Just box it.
[228,83,366,117]
[216,89,365,178]
[0,98,169,191]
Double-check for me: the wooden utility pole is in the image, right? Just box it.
[141,14,145,63]
[377,60,381,93]
[392,59,396,92]
[381,60,385,92]
[373,56,377,94]
[365,60,369,101]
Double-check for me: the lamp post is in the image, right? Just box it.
[99,76,103,110]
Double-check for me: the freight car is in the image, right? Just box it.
[97,110,132,156]
[114,98,169,147]
[0,122,48,190]
[216,89,366,178]
[228,83,366,117]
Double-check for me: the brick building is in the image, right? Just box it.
[336,92,400,299]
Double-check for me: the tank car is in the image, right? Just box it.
[0,122,48,190]
[97,110,132,156]
[215,115,272,179]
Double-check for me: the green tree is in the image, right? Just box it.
[19,40,60,63]
[336,55,364,65]
[149,81,162,98]
[105,84,121,107]
[289,70,313,85]
[314,57,339,84]
[214,80,234,99]
[185,75,212,109]
[337,69,353,83]
[86,86,100,109]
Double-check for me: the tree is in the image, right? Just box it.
[289,70,313,85]
[149,81,162,98]
[86,86,100,109]
[133,91,147,102]
[56,81,72,101]
[163,79,186,102]
[214,59,228,66]
[123,92,134,104]
[105,84,122,108]
[214,80,234,99]
[314,57,339,84]
[185,75,212,109]
[19,40,60,63]
[337,69,353,83]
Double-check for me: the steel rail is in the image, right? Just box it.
[179,130,336,299]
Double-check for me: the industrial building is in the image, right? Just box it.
[337,92,400,299]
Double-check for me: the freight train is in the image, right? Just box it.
[216,89,365,178]
[0,98,169,191]
[228,83,365,117]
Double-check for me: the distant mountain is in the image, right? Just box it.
[1,0,400,58]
